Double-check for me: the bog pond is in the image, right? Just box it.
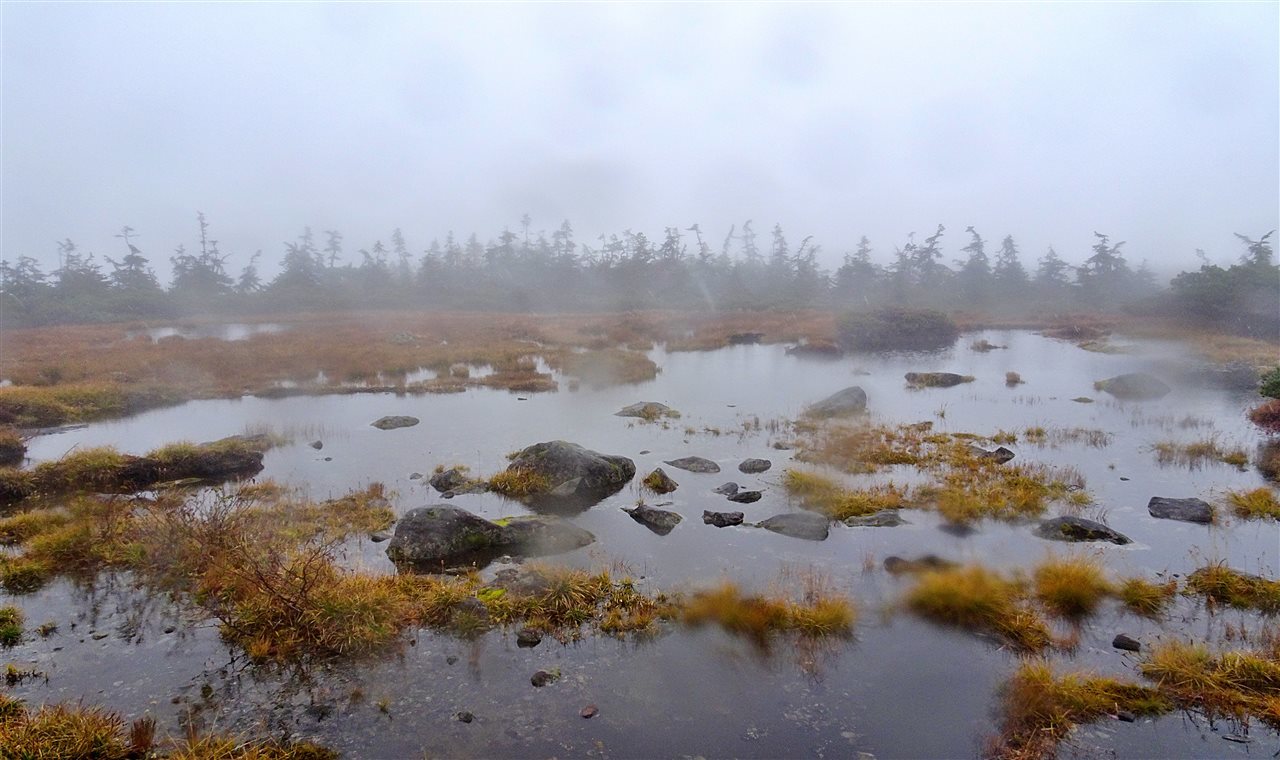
[9,329,1279,758]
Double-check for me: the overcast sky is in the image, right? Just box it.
[2,2,1276,281]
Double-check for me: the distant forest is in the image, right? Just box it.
[1,215,1276,337]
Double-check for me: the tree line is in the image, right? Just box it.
[1,214,1275,337]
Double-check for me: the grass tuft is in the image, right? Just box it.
[1118,576,1179,617]
[1185,564,1280,613]
[904,565,1051,651]
[1032,554,1112,618]
[1226,488,1280,520]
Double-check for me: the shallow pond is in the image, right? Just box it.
[11,330,1280,757]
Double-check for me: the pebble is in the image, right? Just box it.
[580,704,598,719]
[1112,633,1141,652]
[454,711,474,723]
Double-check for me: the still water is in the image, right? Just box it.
[11,331,1279,757]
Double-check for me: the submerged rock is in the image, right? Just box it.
[615,401,679,420]
[904,372,972,388]
[664,456,720,474]
[967,445,1016,464]
[642,467,679,494]
[1034,515,1131,545]
[1094,373,1171,400]
[371,415,420,430]
[805,386,868,417]
[756,512,829,541]
[738,458,772,474]
[386,506,595,566]
[702,510,744,527]
[712,482,740,496]
[623,503,683,535]
[727,490,762,504]
[883,554,956,574]
[1147,496,1214,524]
[843,510,907,527]
[308,440,324,450]
[429,467,470,493]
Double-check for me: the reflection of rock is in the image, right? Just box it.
[713,482,740,496]
[757,512,829,541]
[702,510,744,527]
[642,468,679,494]
[844,510,906,527]
[805,386,867,417]
[615,402,679,420]
[622,503,683,535]
[664,456,720,474]
[386,506,594,566]
[371,415,420,430]
[738,458,772,474]
[727,490,762,504]
[967,445,1016,464]
[883,554,956,574]
[1093,373,1171,400]
[1034,515,1131,545]
[1147,496,1214,524]
[904,372,972,388]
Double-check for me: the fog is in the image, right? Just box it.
[2,2,1277,279]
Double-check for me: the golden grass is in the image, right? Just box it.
[681,581,855,642]
[551,348,659,386]
[904,565,1051,652]
[0,605,23,647]
[1032,554,1113,618]
[487,468,553,498]
[1152,437,1249,469]
[1185,564,1280,613]
[781,469,906,519]
[993,661,1172,759]
[1139,640,1280,730]
[1226,487,1280,520]
[1118,576,1179,617]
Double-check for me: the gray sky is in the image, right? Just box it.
[2,2,1277,281]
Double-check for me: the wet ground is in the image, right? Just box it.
[10,330,1279,757]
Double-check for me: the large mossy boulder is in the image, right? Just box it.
[837,308,959,352]
[386,505,594,566]
[494,440,635,511]
[1094,373,1171,400]
[804,386,867,418]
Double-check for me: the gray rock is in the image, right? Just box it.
[500,441,636,506]
[409,472,423,480]
[615,402,679,420]
[1116,710,1136,723]
[642,467,679,494]
[430,467,470,492]
[757,512,829,541]
[702,510,745,527]
[623,503,683,535]
[371,415,420,430]
[1148,496,1214,524]
[369,530,392,543]
[968,445,1016,464]
[1113,633,1141,652]
[580,704,599,719]
[727,490,762,504]
[664,456,720,474]
[386,506,595,565]
[805,386,868,417]
[1034,515,1132,545]
[531,669,559,687]
[843,510,907,527]
[308,440,324,450]
[738,458,772,474]
[712,482,740,496]
[1094,373,1171,400]
[516,628,542,648]
[454,711,474,723]
[904,372,971,388]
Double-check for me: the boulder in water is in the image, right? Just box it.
[1034,515,1131,545]
[622,503,683,535]
[1093,373,1171,400]
[756,512,829,541]
[1147,496,1214,524]
[804,386,868,417]
[371,415,420,430]
[664,456,720,474]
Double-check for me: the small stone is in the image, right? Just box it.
[664,456,720,474]
[1119,477,1130,481]
[409,472,423,480]
[446,655,458,665]
[727,490,762,503]
[738,458,772,474]
[163,625,176,634]
[702,510,745,527]
[454,711,474,723]
[323,457,332,461]
[712,482,740,496]
[91,632,109,640]
[1116,710,1136,723]
[1112,634,1141,652]
[531,669,559,687]
[639,450,651,455]
[516,628,542,648]
[580,704,598,719]
[1223,734,1253,744]
[642,468,679,494]
[308,440,323,450]
[369,531,392,543]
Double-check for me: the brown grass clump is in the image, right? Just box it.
[681,581,855,643]
[781,470,906,519]
[904,565,1051,651]
[1152,436,1249,470]
[0,428,25,466]
[487,468,553,498]
[1139,640,1280,730]
[1185,564,1280,613]
[993,661,1172,759]
[1118,576,1179,617]
[0,383,182,428]
[1032,554,1113,618]
[1226,487,1280,520]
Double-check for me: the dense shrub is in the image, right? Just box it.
[836,308,959,351]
